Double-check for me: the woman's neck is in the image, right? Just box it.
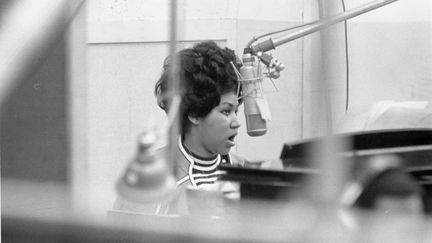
[182,134,215,158]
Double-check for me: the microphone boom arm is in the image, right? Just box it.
[250,0,400,54]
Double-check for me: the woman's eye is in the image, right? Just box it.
[222,110,230,116]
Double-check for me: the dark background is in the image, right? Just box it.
[0,33,68,182]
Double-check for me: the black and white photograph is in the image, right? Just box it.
[1,0,432,242]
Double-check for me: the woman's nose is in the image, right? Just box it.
[230,115,241,129]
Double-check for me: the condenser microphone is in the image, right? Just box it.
[239,52,267,136]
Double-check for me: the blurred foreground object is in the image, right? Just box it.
[115,94,181,212]
[0,0,69,106]
[116,131,176,205]
[4,178,432,243]
[280,128,432,213]
[341,154,424,214]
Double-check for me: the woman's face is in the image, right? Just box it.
[192,92,240,156]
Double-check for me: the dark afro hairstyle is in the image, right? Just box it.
[154,41,242,135]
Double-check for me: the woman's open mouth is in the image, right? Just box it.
[227,134,237,146]
[228,134,237,141]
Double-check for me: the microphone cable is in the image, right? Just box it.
[341,0,350,112]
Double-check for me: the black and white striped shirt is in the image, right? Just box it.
[177,137,232,189]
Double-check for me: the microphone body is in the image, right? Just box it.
[240,53,267,136]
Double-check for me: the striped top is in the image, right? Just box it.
[177,137,232,189]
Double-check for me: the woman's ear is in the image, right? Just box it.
[188,114,200,125]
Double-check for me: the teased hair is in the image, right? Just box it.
[154,41,242,135]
